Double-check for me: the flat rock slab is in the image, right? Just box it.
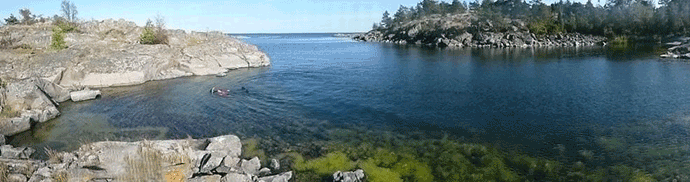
[70,89,101,102]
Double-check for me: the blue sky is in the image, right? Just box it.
[1,0,605,33]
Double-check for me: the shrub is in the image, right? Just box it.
[139,15,168,45]
[610,35,629,47]
[528,20,562,35]
[139,26,157,44]
[3,14,20,25]
[54,18,78,33]
[51,27,68,50]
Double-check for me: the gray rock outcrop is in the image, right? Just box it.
[353,13,606,48]
[1,19,271,136]
[661,37,690,59]
[0,79,60,136]
[0,135,292,182]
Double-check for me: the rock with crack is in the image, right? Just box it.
[198,152,224,174]
[0,80,59,135]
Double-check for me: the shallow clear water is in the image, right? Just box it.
[10,34,690,172]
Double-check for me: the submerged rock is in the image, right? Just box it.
[333,169,365,182]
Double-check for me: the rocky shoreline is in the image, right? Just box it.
[0,135,313,182]
[353,13,607,48]
[661,37,690,59]
[1,19,270,137]
[355,30,607,48]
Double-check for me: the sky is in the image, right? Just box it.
[1,0,606,33]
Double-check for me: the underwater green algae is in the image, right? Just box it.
[242,138,268,163]
[276,129,659,182]
[240,127,660,181]
[293,151,355,175]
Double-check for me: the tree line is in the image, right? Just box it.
[375,0,690,37]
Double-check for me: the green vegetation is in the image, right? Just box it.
[139,15,168,45]
[376,0,690,37]
[528,19,563,35]
[3,14,19,25]
[270,128,662,182]
[51,27,68,50]
[55,19,78,33]
[610,35,630,47]
[1,1,77,27]
[241,138,268,164]
[294,152,355,175]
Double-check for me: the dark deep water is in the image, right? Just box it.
[10,33,690,174]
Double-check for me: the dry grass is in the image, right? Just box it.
[0,162,7,182]
[186,36,202,46]
[120,140,194,181]
[121,141,164,181]
[44,147,63,164]
[0,105,20,118]
[164,166,186,182]
[51,170,69,182]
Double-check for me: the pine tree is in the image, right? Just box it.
[4,14,19,25]
[381,11,393,28]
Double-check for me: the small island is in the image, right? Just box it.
[354,0,690,58]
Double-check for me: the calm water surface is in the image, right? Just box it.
[11,33,690,171]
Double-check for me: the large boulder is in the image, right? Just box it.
[205,135,242,158]
[0,80,59,135]
[239,157,261,175]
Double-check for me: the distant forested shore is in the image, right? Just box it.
[355,0,689,48]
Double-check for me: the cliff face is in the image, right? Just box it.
[0,19,271,136]
[354,12,607,48]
